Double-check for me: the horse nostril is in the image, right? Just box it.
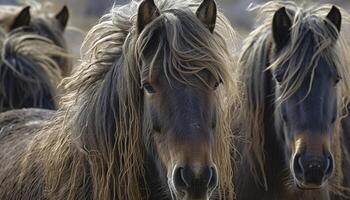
[293,154,304,177]
[292,150,334,188]
[173,165,218,197]
[174,166,190,191]
[208,166,218,190]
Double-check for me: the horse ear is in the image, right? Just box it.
[272,7,292,48]
[137,0,160,34]
[196,0,217,33]
[55,5,69,31]
[325,6,341,39]
[10,6,31,31]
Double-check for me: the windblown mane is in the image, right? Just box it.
[23,0,72,75]
[15,0,238,200]
[238,1,350,193]
[0,26,67,111]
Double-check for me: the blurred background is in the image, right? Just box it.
[1,0,349,57]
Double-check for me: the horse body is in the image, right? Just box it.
[0,0,237,199]
[0,109,53,199]
[236,2,350,200]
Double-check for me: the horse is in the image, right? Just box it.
[0,4,71,75]
[0,5,71,112]
[0,0,238,199]
[235,1,350,199]
[26,4,71,76]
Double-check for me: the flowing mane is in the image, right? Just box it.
[1,0,239,199]
[238,1,350,193]
[27,1,72,76]
[0,26,67,111]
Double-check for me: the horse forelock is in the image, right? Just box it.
[239,0,350,194]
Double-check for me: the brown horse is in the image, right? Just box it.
[25,3,71,75]
[0,4,71,75]
[0,4,69,50]
[235,1,350,200]
[0,0,238,199]
[0,4,71,112]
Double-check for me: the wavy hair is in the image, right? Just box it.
[0,26,67,111]
[238,1,350,194]
[0,0,239,200]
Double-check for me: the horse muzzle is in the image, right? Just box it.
[171,164,218,200]
[292,152,333,189]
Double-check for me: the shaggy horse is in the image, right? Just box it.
[0,0,237,199]
[0,5,70,112]
[0,4,69,53]
[26,4,71,75]
[235,1,350,200]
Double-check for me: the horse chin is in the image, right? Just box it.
[175,195,210,200]
[294,179,327,190]
[169,188,210,200]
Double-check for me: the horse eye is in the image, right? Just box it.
[335,75,341,85]
[143,83,156,93]
[274,73,283,83]
[213,81,220,90]
[273,67,285,83]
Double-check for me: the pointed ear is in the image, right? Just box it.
[272,7,292,48]
[137,0,160,34]
[325,6,341,39]
[10,6,31,31]
[196,0,217,33]
[55,5,69,31]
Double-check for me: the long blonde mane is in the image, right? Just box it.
[15,0,239,199]
[238,1,350,194]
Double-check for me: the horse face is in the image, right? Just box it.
[138,0,220,199]
[143,70,219,199]
[271,6,341,189]
[276,58,338,189]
